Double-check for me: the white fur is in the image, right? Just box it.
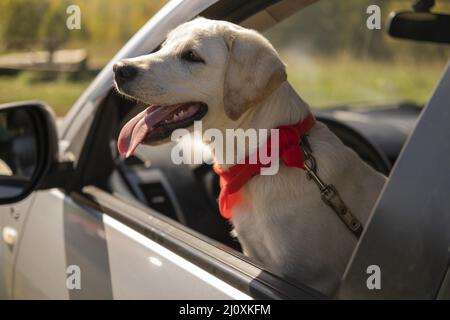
[115,18,387,296]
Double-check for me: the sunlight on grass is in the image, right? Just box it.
[0,73,93,116]
[281,52,447,108]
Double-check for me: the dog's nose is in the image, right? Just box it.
[113,61,138,82]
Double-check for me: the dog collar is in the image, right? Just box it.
[213,112,316,219]
[214,112,363,238]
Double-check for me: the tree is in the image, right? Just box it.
[0,0,47,50]
[38,0,70,63]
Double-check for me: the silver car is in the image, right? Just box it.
[0,0,449,299]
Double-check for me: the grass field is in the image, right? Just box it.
[0,72,94,116]
[0,54,447,116]
[282,52,448,109]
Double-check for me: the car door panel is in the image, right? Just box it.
[13,190,69,299]
[77,186,323,300]
[103,214,250,299]
[0,195,37,299]
[13,189,112,299]
[12,188,272,299]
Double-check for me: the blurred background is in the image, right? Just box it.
[0,0,168,116]
[0,0,449,116]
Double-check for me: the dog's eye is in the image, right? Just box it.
[181,50,205,63]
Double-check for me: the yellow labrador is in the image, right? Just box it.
[113,18,386,295]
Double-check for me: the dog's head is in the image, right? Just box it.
[114,18,286,157]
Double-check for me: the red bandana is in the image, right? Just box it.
[213,113,316,219]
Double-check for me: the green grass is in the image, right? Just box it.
[281,52,447,108]
[0,72,94,116]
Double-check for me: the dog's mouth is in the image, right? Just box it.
[117,102,208,158]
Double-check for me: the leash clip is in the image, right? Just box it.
[301,136,363,238]
[320,184,363,237]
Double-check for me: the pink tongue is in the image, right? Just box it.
[117,105,180,158]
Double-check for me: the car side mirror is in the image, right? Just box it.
[0,102,59,204]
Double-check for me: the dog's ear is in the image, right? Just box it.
[223,28,287,120]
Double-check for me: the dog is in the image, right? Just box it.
[113,17,387,295]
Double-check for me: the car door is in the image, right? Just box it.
[10,183,319,299]
[10,188,250,299]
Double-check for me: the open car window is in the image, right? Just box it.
[264,0,450,109]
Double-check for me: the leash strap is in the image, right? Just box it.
[301,136,363,238]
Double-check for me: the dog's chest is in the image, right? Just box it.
[223,124,386,294]
[230,166,345,256]
[228,164,366,293]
